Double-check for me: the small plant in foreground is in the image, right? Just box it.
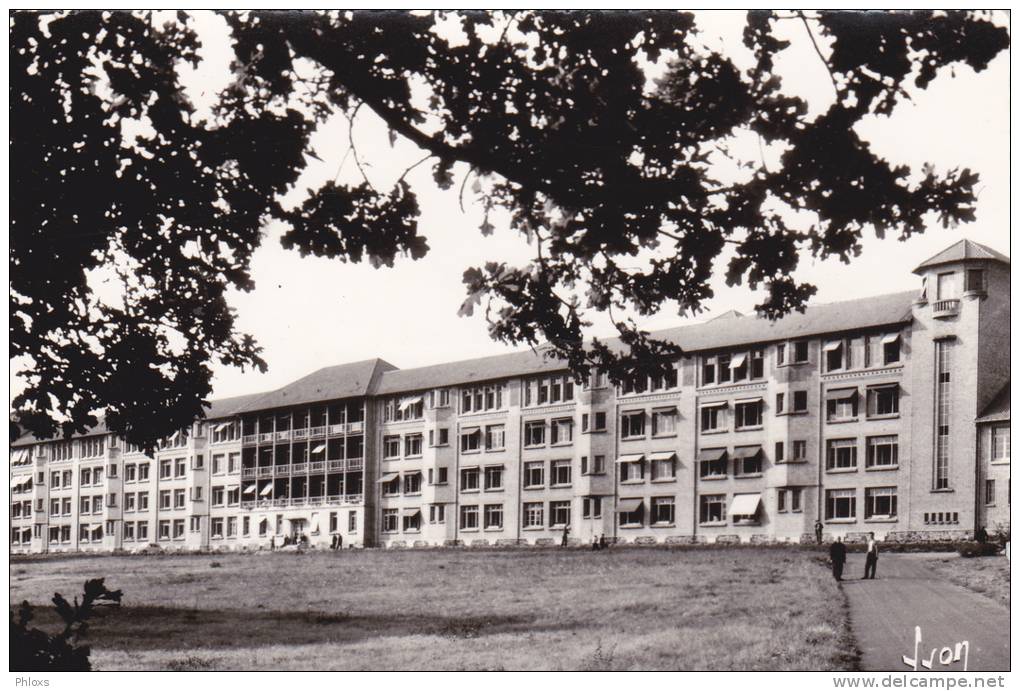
[10,578,122,671]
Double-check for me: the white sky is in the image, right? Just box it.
[11,11,1012,404]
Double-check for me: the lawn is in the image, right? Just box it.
[926,553,1010,609]
[10,546,858,671]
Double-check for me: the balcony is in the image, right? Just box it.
[242,434,257,445]
[309,426,327,439]
[932,299,960,319]
[292,428,308,441]
[276,430,291,442]
[258,433,275,444]
[240,494,364,510]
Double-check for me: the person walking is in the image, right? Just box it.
[336,534,343,551]
[829,537,846,581]
[591,536,599,551]
[864,532,879,579]
[561,524,569,548]
[599,534,607,550]
[814,520,824,545]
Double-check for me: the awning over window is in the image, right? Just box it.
[403,507,422,517]
[734,396,763,405]
[243,484,257,495]
[614,453,645,464]
[731,445,762,460]
[11,449,26,463]
[823,340,843,352]
[615,498,644,513]
[399,396,423,412]
[696,448,727,462]
[259,484,273,497]
[729,352,747,368]
[404,469,423,477]
[311,444,326,453]
[11,476,27,490]
[460,426,480,435]
[648,451,676,461]
[728,493,762,517]
[881,333,901,344]
[824,388,857,402]
[376,472,400,484]
[258,517,268,527]
[214,422,231,432]
[91,525,103,535]
[701,400,727,409]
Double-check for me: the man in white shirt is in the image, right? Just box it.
[864,532,879,579]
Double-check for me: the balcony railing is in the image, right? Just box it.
[309,426,326,439]
[258,433,275,443]
[932,298,960,319]
[310,461,325,472]
[242,434,257,445]
[245,460,364,478]
[276,430,291,442]
[292,428,308,440]
[240,494,364,511]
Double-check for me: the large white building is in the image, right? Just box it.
[9,240,1010,553]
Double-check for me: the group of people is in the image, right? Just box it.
[329,533,344,550]
[828,531,879,581]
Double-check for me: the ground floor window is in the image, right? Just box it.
[524,502,544,527]
[550,500,571,527]
[618,499,643,527]
[382,509,398,533]
[484,504,503,530]
[348,511,357,533]
[699,494,725,524]
[825,489,856,520]
[460,504,479,530]
[211,518,224,538]
[777,488,802,513]
[429,504,446,524]
[985,479,995,506]
[403,511,421,532]
[651,496,675,525]
[582,496,602,520]
[864,486,897,519]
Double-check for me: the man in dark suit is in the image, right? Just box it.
[864,532,879,579]
[829,537,847,581]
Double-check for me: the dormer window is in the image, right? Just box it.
[965,269,985,294]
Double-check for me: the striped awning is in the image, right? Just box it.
[616,498,644,513]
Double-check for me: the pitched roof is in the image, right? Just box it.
[11,418,109,448]
[234,358,396,413]
[976,381,1010,423]
[375,347,564,395]
[373,290,917,396]
[202,391,272,420]
[913,239,1010,275]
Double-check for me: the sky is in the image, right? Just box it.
[14,10,1012,405]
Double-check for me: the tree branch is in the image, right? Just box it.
[798,11,840,98]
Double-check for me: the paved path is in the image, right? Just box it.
[840,553,1010,672]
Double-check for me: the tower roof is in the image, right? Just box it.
[912,239,1010,275]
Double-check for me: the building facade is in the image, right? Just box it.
[9,240,1010,553]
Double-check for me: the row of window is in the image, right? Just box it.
[824,486,898,521]
[243,405,365,435]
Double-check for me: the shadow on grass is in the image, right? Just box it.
[23,604,557,652]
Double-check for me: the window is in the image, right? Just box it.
[551,460,572,486]
[159,490,172,510]
[549,500,571,527]
[50,471,60,488]
[139,493,149,511]
[985,479,995,506]
[582,411,607,433]
[383,435,401,459]
[776,343,786,366]
[483,504,503,529]
[382,509,399,533]
[460,467,480,492]
[382,476,400,496]
[734,447,763,476]
[793,341,809,362]
[651,496,675,525]
[459,505,479,530]
[651,455,676,481]
[139,463,150,481]
[824,341,844,372]
[792,440,807,462]
[53,441,73,461]
[778,488,803,513]
[175,458,186,477]
[485,424,505,451]
[775,441,785,463]
[827,439,858,471]
[936,271,958,300]
[867,385,899,417]
[243,516,250,536]
[159,460,172,479]
[524,462,544,488]
[792,390,808,413]
[524,375,575,406]
[620,411,645,439]
[734,400,763,429]
[460,428,481,452]
[866,436,899,468]
[191,454,203,470]
[991,426,1010,462]
[592,455,606,475]
[965,269,984,293]
[435,467,449,485]
[159,520,172,540]
[935,339,954,490]
[651,408,677,437]
[404,434,423,458]
[864,487,897,519]
[460,384,504,413]
[404,472,422,495]
[825,489,856,520]
[776,392,785,414]
[438,428,449,446]
[63,470,72,486]
[524,421,546,447]
[699,494,726,524]
[348,511,357,533]
[62,497,72,515]
[826,389,858,421]
[403,511,421,532]
[523,502,544,527]
[50,499,60,515]
[174,489,186,509]
[81,468,92,486]
[620,457,644,482]
[750,349,765,379]
[582,497,602,520]
[484,465,504,490]
[700,404,725,432]
[717,355,731,383]
[212,487,225,507]
[124,522,135,540]
[699,449,727,479]
[429,505,446,524]
[882,334,901,364]
[702,357,716,385]
[550,418,573,445]
[383,396,424,422]
[211,455,224,474]
[80,436,105,458]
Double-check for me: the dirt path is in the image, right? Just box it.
[840,553,1009,671]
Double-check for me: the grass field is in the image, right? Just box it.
[10,546,859,671]
[927,554,1010,609]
